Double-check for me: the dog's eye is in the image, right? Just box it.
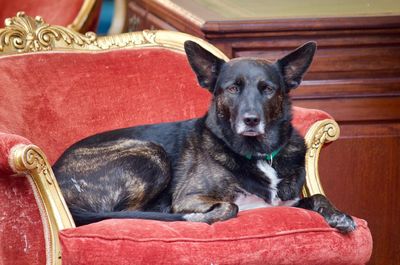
[227,85,240,94]
[259,83,274,94]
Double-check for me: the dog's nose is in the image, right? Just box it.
[243,114,260,127]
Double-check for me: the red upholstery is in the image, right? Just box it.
[60,207,372,265]
[0,133,30,175]
[0,48,372,264]
[0,134,46,265]
[292,106,332,136]
[0,0,84,27]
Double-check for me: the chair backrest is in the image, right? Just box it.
[0,48,212,163]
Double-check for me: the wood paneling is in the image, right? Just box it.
[320,127,400,265]
[127,1,400,264]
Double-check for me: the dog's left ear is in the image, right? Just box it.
[184,40,225,92]
[277,42,317,91]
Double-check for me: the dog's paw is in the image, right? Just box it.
[326,212,356,233]
[183,213,208,223]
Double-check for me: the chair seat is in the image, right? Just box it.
[60,207,372,265]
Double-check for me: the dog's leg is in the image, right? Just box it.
[173,196,238,224]
[56,140,174,225]
[115,143,172,211]
[296,194,356,233]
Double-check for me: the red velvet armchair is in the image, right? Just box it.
[0,13,372,265]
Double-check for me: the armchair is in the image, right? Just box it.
[0,13,372,265]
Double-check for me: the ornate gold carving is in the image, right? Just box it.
[0,13,229,61]
[22,146,53,184]
[303,119,340,197]
[308,121,339,158]
[11,144,75,265]
[0,12,96,53]
[94,30,157,49]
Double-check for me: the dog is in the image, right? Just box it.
[53,40,356,233]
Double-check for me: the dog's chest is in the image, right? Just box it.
[234,161,298,211]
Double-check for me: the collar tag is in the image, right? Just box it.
[245,146,283,164]
[245,153,252,160]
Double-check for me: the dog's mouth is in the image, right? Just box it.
[234,120,265,137]
[239,130,264,137]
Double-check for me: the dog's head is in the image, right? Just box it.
[184,41,316,155]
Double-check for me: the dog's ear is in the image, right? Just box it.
[184,40,224,92]
[277,42,316,91]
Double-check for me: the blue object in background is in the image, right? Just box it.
[97,0,114,35]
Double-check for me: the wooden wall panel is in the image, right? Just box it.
[319,128,400,265]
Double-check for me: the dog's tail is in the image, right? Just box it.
[69,207,186,226]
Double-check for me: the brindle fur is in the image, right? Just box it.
[53,41,356,232]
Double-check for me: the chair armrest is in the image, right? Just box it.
[0,132,31,174]
[1,132,75,265]
[292,107,340,197]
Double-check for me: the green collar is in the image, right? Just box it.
[245,146,283,163]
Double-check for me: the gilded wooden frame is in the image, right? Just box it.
[10,144,75,265]
[1,12,338,265]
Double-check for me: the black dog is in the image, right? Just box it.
[53,41,356,233]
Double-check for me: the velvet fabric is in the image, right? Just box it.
[0,133,30,175]
[0,48,371,264]
[60,207,372,265]
[0,133,46,265]
[0,0,84,27]
[292,106,331,137]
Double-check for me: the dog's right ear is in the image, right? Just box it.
[184,41,225,92]
[277,42,317,92]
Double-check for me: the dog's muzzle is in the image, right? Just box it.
[235,113,265,137]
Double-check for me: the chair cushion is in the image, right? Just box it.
[60,207,372,265]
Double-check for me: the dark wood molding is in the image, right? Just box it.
[201,16,400,33]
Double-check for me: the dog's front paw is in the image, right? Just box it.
[326,212,356,233]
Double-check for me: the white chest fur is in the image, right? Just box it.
[234,161,299,211]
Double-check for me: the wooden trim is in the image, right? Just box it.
[201,15,400,34]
